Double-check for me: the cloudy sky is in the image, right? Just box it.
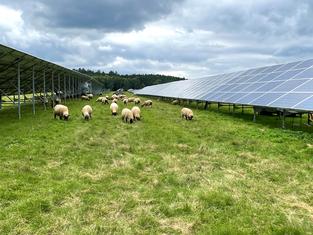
[1,0,313,79]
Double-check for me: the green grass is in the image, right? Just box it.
[1,92,313,234]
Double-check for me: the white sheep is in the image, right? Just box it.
[87,94,93,99]
[181,108,194,120]
[134,98,141,104]
[96,97,105,102]
[81,95,90,101]
[105,95,109,99]
[101,98,109,105]
[54,104,70,121]
[121,108,134,124]
[123,99,128,105]
[128,97,136,103]
[113,98,118,104]
[82,105,92,121]
[55,98,61,105]
[110,103,118,115]
[141,100,152,107]
[131,106,141,121]
[171,100,180,105]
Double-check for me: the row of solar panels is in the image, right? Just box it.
[135,58,313,112]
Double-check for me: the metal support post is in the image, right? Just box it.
[253,109,256,122]
[68,75,71,102]
[58,73,60,100]
[217,102,220,113]
[32,66,35,114]
[233,104,235,116]
[242,105,244,114]
[205,101,208,110]
[0,93,2,110]
[189,100,190,108]
[282,109,286,129]
[64,74,66,104]
[52,71,54,108]
[72,76,74,101]
[43,69,46,111]
[18,62,21,119]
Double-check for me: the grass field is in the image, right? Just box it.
[1,92,313,234]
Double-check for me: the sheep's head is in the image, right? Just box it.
[130,118,134,124]
[112,112,117,116]
[84,113,90,121]
[188,114,193,120]
[64,114,70,121]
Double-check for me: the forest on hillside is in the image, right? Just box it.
[73,68,185,91]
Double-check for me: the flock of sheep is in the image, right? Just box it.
[53,93,194,123]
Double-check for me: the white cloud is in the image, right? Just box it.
[99,45,112,51]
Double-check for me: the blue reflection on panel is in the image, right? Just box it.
[269,93,311,108]
[261,64,284,73]
[272,79,309,92]
[255,81,284,92]
[252,93,285,106]
[225,76,243,84]
[236,93,265,104]
[293,96,313,110]
[222,84,240,92]
[292,68,313,79]
[249,66,270,75]
[275,61,301,72]
[235,75,254,84]
[203,93,224,100]
[239,68,257,77]
[259,72,284,82]
[246,74,267,83]
[212,84,229,92]
[216,93,237,102]
[293,79,313,92]
[273,69,305,81]
[241,83,265,92]
[230,83,251,92]
[292,59,313,70]
[224,93,248,103]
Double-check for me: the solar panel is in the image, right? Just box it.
[135,58,313,112]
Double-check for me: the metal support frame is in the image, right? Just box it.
[0,89,16,107]
[217,102,220,113]
[196,101,198,110]
[253,109,256,122]
[58,73,60,100]
[43,69,46,111]
[0,93,1,110]
[68,75,71,102]
[32,66,35,114]
[51,71,54,108]
[233,104,235,116]
[282,109,286,129]
[64,74,66,104]
[18,62,21,119]
[72,76,74,101]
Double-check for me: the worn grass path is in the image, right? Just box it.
[1,92,313,234]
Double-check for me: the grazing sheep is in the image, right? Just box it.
[87,94,93,99]
[171,100,180,105]
[81,95,90,101]
[123,99,128,105]
[128,97,136,103]
[181,108,194,120]
[141,100,152,107]
[54,104,70,121]
[157,98,162,101]
[101,98,109,105]
[121,108,134,124]
[131,106,141,120]
[110,103,118,115]
[113,98,118,104]
[82,105,92,121]
[134,98,141,105]
[96,97,105,102]
[120,95,127,99]
[55,98,61,105]
[105,95,109,99]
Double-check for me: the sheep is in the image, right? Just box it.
[120,95,127,99]
[81,95,90,101]
[54,104,70,121]
[121,96,128,101]
[134,98,141,105]
[82,105,92,121]
[128,97,136,103]
[131,106,141,121]
[141,100,152,107]
[105,95,109,99]
[96,97,105,102]
[123,99,128,105]
[110,103,118,115]
[181,108,194,120]
[171,100,180,105]
[101,98,109,105]
[55,98,61,105]
[157,98,162,101]
[121,108,134,124]
[113,98,118,104]
[87,94,93,99]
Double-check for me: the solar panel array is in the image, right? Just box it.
[135,59,313,112]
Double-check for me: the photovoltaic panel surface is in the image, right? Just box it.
[135,58,313,111]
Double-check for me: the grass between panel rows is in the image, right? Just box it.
[1,92,313,234]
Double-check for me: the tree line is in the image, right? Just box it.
[73,68,185,91]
